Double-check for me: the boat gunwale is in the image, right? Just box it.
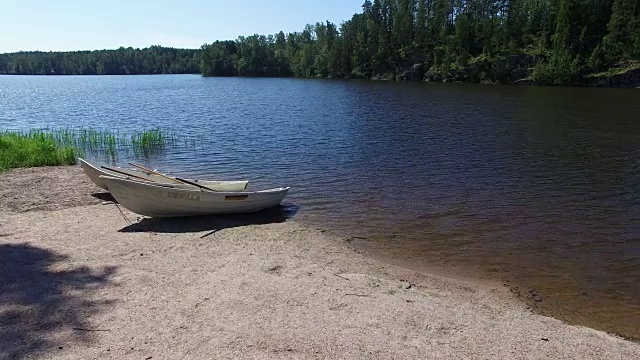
[98,175,289,194]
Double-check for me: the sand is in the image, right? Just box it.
[1,166,638,360]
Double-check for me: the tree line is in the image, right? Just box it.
[1,0,638,85]
[0,46,200,75]
[200,0,640,85]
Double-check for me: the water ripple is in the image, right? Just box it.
[2,75,640,337]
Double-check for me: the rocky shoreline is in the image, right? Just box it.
[373,61,640,88]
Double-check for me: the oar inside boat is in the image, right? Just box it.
[128,162,181,183]
[129,163,224,191]
[174,177,219,192]
[129,162,220,192]
[101,166,152,182]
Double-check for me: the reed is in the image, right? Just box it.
[0,128,177,171]
[130,129,168,157]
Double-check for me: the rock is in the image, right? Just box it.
[425,73,443,82]
[401,282,413,290]
[371,73,395,81]
[411,64,425,81]
[514,79,535,86]
[265,265,283,274]
[529,289,543,302]
[588,63,640,88]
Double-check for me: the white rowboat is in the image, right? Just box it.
[79,158,249,192]
[99,175,289,217]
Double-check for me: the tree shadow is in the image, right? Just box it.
[118,204,300,235]
[0,244,116,360]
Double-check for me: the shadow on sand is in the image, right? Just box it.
[117,204,300,236]
[0,244,116,360]
[91,192,117,203]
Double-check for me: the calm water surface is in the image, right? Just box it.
[1,75,639,338]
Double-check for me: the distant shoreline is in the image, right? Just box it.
[2,71,639,88]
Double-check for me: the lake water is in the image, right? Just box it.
[2,75,639,338]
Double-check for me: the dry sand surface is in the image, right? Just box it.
[1,166,639,360]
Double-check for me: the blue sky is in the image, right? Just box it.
[0,0,364,52]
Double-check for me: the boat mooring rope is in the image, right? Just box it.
[114,202,132,226]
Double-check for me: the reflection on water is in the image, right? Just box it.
[2,75,640,338]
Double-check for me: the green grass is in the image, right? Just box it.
[0,131,78,172]
[0,128,177,172]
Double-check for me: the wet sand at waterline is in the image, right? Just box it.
[1,166,639,359]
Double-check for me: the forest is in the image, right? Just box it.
[0,46,200,75]
[200,0,640,85]
[1,0,639,85]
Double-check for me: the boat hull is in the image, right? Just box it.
[78,158,249,191]
[100,175,289,217]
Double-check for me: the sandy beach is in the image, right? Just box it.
[1,166,639,359]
